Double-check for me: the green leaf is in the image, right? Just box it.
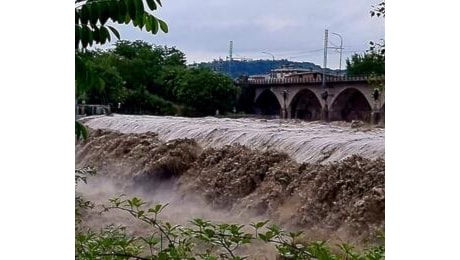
[81,25,90,48]
[80,5,89,24]
[126,0,136,21]
[158,252,168,260]
[137,210,145,217]
[204,228,215,238]
[135,10,144,29]
[75,26,80,49]
[154,204,162,213]
[117,0,127,23]
[92,26,100,43]
[131,197,142,207]
[87,28,94,46]
[158,19,168,33]
[146,0,157,10]
[88,2,99,25]
[98,1,110,25]
[134,0,144,20]
[151,16,159,34]
[156,0,162,7]
[253,220,269,229]
[76,121,88,140]
[131,0,144,26]
[124,14,131,25]
[109,1,119,21]
[268,224,281,234]
[258,233,267,241]
[132,15,139,27]
[100,26,111,44]
[107,26,121,40]
[289,231,303,239]
[75,10,79,24]
[138,16,145,29]
[148,204,162,214]
[145,15,152,32]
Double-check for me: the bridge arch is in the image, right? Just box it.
[254,89,281,116]
[379,103,385,124]
[330,88,372,122]
[289,89,322,121]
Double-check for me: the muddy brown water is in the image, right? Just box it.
[76,116,384,257]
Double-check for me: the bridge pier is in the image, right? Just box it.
[282,108,292,119]
[370,92,384,125]
[321,105,329,121]
[370,111,384,125]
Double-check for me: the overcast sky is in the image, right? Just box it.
[112,0,384,69]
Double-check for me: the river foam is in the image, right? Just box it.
[81,114,384,163]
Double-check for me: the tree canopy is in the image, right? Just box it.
[78,41,238,116]
[346,53,385,76]
[75,0,167,49]
[75,0,168,93]
[75,0,168,139]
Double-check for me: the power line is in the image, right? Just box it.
[342,49,368,53]
[272,48,324,55]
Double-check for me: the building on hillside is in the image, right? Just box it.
[248,74,270,81]
[246,64,346,83]
[271,66,314,79]
[248,64,341,81]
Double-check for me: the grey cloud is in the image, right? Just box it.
[115,0,384,67]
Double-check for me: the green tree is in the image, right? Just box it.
[369,1,385,59]
[77,41,239,117]
[110,40,186,98]
[75,0,168,139]
[78,50,127,105]
[368,0,385,91]
[173,68,238,115]
[347,2,385,78]
[84,40,186,114]
[75,0,168,95]
[346,53,385,76]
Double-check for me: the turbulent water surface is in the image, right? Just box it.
[77,114,386,251]
[81,114,384,163]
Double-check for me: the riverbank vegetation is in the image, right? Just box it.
[78,40,238,116]
[76,171,384,259]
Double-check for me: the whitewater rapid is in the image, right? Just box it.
[81,114,384,164]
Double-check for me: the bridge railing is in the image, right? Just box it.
[245,75,384,85]
[76,104,111,117]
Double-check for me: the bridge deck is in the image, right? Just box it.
[246,75,383,86]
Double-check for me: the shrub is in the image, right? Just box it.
[75,196,384,259]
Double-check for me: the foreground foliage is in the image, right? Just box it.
[75,172,384,260]
[76,196,384,259]
[75,0,168,140]
[75,0,167,93]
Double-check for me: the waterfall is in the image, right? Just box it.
[81,114,384,163]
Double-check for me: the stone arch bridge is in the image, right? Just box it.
[246,75,384,123]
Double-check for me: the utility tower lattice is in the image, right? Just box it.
[228,40,233,76]
[229,40,233,62]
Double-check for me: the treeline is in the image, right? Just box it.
[195,59,341,79]
[346,52,385,76]
[77,40,239,116]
